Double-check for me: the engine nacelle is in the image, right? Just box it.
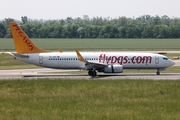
[104,65,123,73]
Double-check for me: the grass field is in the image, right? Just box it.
[0,39,180,120]
[0,79,180,120]
[1,38,180,51]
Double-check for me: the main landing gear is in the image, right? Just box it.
[88,70,97,76]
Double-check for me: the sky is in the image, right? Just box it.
[0,0,179,20]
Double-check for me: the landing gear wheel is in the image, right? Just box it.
[88,70,97,76]
[156,71,160,75]
[92,71,97,76]
[88,70,92,75]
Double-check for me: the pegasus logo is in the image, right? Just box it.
[13,24,35,51]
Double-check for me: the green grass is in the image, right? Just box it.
[0,79,179,120]
[1,38,180,51]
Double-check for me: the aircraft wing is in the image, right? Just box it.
[75,50,107,70]
[84,60,107,70]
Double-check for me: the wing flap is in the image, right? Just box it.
[85,61,107,70]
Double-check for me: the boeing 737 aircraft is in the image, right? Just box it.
[2,22,175,76]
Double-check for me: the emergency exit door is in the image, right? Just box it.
[39,56,43,64]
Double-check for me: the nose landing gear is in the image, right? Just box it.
[156,71,160,75]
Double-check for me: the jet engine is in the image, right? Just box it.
[103,65,123,73]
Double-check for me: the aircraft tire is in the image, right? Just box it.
[92,71,97,76]
[88,70,97,76]
[156,71,160,75]
[88,70,92,75]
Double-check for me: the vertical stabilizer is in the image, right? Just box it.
[10,22,50,54]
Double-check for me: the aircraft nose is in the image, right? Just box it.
[170,60,175,66]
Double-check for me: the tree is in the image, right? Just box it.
[2,18,15,38]
[118,17,128,27]
[21,16,28,24]
[118,27,126,38]
[77,27,85,38]
[141,26,154,38]
[0,23,6,38]
[1,15,180,38]
[158,25,169,38]
[66,17,73,25]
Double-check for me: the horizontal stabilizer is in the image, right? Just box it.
[2,52,29,58]
[158,52,167,55]
[12,53,29,58]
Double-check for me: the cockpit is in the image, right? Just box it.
[163,57,168,60]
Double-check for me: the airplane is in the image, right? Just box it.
[2,22,175,76]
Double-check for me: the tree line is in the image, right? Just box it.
[0,15,180,38]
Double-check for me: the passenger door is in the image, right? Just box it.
[155,56,159,64]
[39,56,43,64]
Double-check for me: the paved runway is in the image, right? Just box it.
[0,60,179,80]
[174,60,180,66]
[0,68,180,80]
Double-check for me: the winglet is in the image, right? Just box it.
[9,22,50,54]
[75,50,86,62]
[58,48,63,53]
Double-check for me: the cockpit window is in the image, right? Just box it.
[163,57,168,60]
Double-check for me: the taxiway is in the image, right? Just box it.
[0,68,180,80]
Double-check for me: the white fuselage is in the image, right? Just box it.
[16,52,175,70]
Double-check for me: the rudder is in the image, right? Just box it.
[10,22,50,54]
